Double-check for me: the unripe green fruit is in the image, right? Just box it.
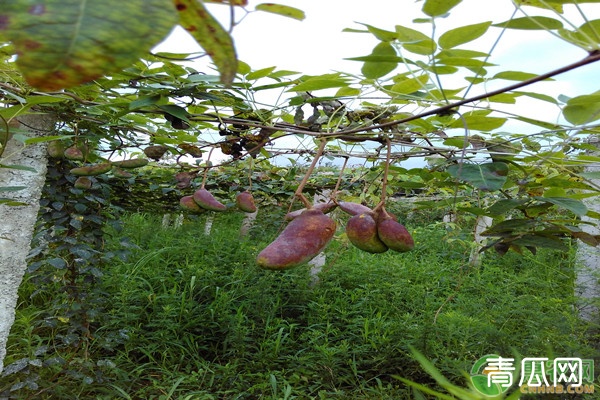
[111,158,149,169]
[47,141,65,159]
[70,163,112,176]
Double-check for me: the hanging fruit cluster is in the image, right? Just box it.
[46,140,149,189]
[178,147,258,215]
[256,137,414,271]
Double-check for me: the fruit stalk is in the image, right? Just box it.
[201,147,215,189]
[373,136,392,214]
[294,139,327,208]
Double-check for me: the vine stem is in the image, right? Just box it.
[200,147,215,189]
[295,139,327,208]
[373,137,392,214]
[332,156,349,198]
[248,157,253,191]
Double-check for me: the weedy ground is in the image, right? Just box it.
[2,208,598,399]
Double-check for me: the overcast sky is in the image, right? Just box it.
[153,0,600,166]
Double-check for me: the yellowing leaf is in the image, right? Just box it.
[174,0,238,84]
[0,0,178,91]
[513,0,563,12]
[255,3,305,21]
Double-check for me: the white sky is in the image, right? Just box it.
[153,0,600,166]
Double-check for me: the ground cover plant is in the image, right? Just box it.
[2,1,600,398]
[1,209,595,399]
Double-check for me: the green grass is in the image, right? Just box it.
[2,210,598,399]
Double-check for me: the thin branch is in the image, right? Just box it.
[294,139,327,207]
[332,156,349,196]
[201,147,215,189]
[248,157,253,190]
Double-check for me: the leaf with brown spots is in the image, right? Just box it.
[204,0,248,5]
[174,0,237,85]
[0,0,177,91]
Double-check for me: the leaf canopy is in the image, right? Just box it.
[0,0,177,90]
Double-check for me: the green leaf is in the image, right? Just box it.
[246,66,277,80]
[158,104,190,122]
[0,164,37,173]
[175,0,238,84]
[534,196,588,216]
[390,75,429,94]
[447,162,508,191]
[493,71,540,81]
[289,78,349,92]
[47,258,66,269]
[563,94,600,125]
[255,3,305,21]
[493,16,563,30]
[514,91,558,104]
[543,187,566,197]
[512,235,568,251]
[23,135,73,144]
[24,95,70,105]
[512,0,563,12]
[0,105,32,120]
[359,23,398,41]
[346,55,406,63]
[580,171,600,179]
[488,93,518,104]
[396,182,425,189]
[422,0,462,17]
[443,137,467,148]
[237,60,251,75]
[1,0,177,90]
[361,42,398,79]
[516,116,562,130]
[335,87,361,97]
[395,25,437,55]
[488,199,528,215]
[0,186,26,192]
[436,57,495,68]
[450,115,507,131]
[129,95,161,110]
[436,49,489,58]
[439,22,491,49]
[268,70,300,79]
